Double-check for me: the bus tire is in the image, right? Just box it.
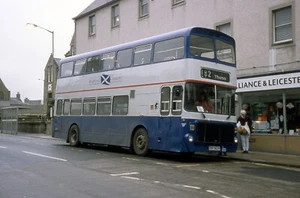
[68,125,80,147]
[133,128,149,156]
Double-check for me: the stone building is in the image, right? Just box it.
[62,0,300,154]
[42,54,60,119]
[0,78,45,133]
[0,78,10,108]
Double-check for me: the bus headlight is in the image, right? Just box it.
[234,137,238,143]
[188,135,194,142]
[185,134,194,142]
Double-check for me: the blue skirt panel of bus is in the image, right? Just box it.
[53,116,238,153]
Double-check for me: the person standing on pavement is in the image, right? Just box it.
[237,110,252,153]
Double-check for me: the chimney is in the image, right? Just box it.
[16,92,21,100]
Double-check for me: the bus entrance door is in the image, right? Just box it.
[158,116,171,150]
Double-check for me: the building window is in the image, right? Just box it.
[139,0,149,17]
[272,6,292,44]
[172,0,185,6]
[216,23,232,36]
[89,15,96,36]
[112,4,120,28]
[47,66,53,83]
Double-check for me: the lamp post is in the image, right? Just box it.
[27,23,55,121]
[26,23,54,57]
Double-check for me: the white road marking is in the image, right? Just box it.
[110,172,140,177]
[181,185,201,190]
[0,146,7,149]
[121,176,143,181]
[156,162,168,166]
[22,151,67,162]
[207,190,231,198]
[122,157,139,161]
[176,163,201,168]
[202,170,210,173]
[253,162,300,172]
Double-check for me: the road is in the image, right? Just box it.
[0,133,299,198]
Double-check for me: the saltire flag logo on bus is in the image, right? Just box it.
[101,74,111,85]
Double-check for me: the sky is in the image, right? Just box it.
[0,0,94,101]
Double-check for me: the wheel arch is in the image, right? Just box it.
[130,125,147,147]
[67,123,80,143]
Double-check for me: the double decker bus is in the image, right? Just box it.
[53,26,238,156]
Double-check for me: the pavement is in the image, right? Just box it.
[3,132,300,169]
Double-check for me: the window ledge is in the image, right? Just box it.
[138,14,149,21]
[172,1,186,8]
[271,40,294,49]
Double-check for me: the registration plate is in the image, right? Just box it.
[208,146,221,151]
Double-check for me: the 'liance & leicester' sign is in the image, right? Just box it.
[236,72,300,93]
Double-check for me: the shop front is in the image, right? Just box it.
[236,72,300,155]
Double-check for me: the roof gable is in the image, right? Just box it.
[73,0,117,20]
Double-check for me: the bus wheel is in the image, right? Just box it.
[68,125,80,147]
[133,128,149,156]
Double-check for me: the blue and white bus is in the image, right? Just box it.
[53,26,238,156]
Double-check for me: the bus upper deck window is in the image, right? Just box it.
[86,56,100,73]
[134,44,152,66]
[153,37,184,63]
[190,35,214,59]
[215,40,235,64]
[74,59,86,75]
[61,62,74,77]
[100,52,115,71]
[116,48,132,68]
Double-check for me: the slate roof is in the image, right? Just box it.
[10,98,28,106]
[73,0,117,20]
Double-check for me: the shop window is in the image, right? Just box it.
[242,90,300,135]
